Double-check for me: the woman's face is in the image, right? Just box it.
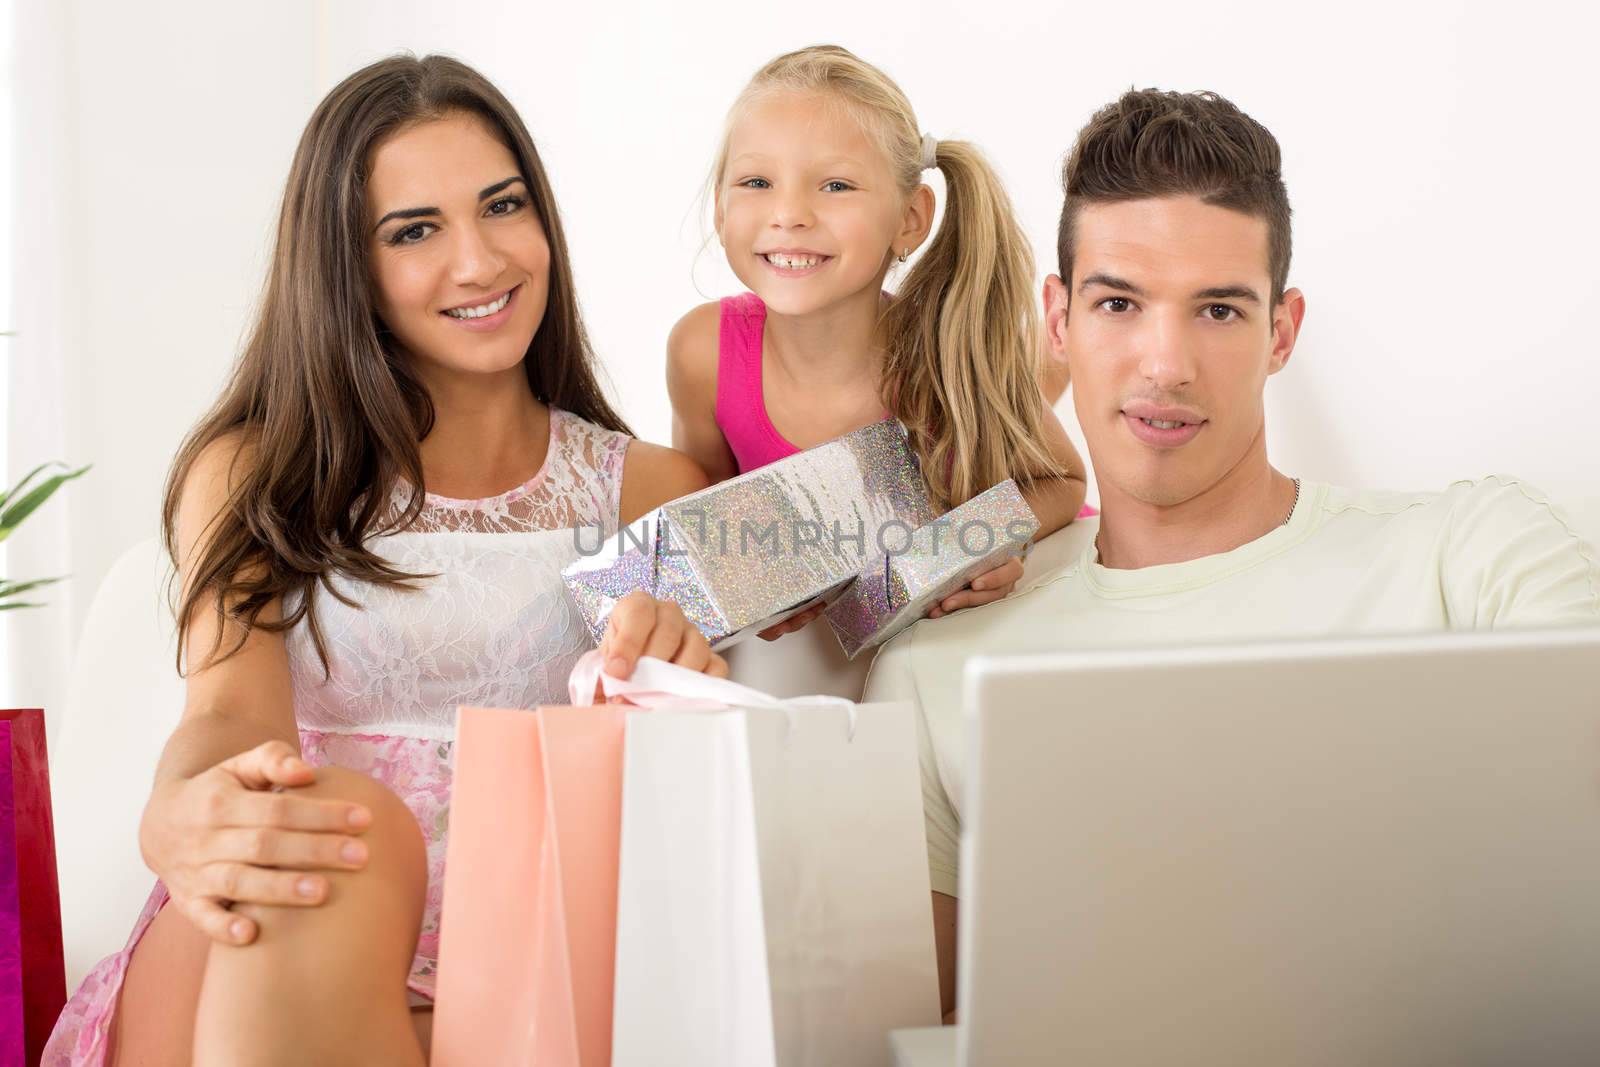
[366,111,550,385]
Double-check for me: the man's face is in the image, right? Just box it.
[1045,195,1305,508]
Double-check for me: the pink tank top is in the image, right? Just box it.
[711,291,1098,517]
[714,293,801,473]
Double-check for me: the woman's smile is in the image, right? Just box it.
[440,283,520,332]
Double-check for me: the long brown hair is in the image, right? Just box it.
[162,53,630,672]
[710,45,1060,512]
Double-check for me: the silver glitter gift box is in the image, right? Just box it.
[823,479,1039,659]
[562,419,935,649]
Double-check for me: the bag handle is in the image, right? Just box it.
[568,648,786,710]
[567,649,861,737]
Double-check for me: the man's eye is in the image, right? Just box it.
[738,178,770,190]
[1100,297,1132,313]
[1205,304,1240,322]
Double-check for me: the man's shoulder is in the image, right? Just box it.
[1320,476,1588,541]
[1320,476,1599,624]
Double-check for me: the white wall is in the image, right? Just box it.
[9,0,1600,715]
[4,0,320,718]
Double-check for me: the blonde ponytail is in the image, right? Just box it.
[880,139,1059,511]
[712,45,1060,511]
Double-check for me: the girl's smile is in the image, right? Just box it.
[758,250,833,277]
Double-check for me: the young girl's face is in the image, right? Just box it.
[366,111,550,387]
[718,92,913,317]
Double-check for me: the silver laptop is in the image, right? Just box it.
[893,627,1600,1066]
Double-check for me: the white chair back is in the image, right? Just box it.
[52,537,182,988]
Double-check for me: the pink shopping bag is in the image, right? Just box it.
[431,702,628,1067]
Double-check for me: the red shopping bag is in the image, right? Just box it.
[0,710,64,1067]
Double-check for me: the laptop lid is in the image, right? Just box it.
[959,627,1600,1067]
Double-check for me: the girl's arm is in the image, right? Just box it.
[665,302,740,485]
[1041,351,1071,409]
[930,405,1088,618]
[1017,403,1089,541]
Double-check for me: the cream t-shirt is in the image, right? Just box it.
[861,477,1600,897]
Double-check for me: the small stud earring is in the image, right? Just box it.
[897,247,909,264]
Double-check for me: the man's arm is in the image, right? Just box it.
[1440,477,1600,627]
[864,634,963,1019]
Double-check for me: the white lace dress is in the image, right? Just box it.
[45,407,631,1065]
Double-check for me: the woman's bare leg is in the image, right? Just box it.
[111,768,428,1066]
[191,767,428,1066]
[111,901,211,1064]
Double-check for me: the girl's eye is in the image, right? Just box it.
[1204,304,1240,322]
[389,223,434,246]
[737,177,770,190]
[823,180,853,193]
[487,195,525,216]
[1099,297,1133,313]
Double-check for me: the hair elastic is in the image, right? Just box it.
[920,133,938,170]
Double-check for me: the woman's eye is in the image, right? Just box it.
[1100,297,1132,313]
[390,223,433,246]
[487,196,525,217]
[1205,304,1239,322]
[823,180,853,193]
[738,177,770,190]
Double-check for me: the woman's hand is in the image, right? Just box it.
[600,591,730,682]
[927,555,1024,619]
[138,739,374,946]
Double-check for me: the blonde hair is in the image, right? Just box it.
[710,44,1059,511]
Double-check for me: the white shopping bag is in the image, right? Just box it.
[568,653,940,1067]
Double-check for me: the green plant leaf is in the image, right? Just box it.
[0,602,43,612]
[0,463,91,539]
[0,461,58,511]
[0,576,65,599]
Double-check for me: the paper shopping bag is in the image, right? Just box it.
[0,710,63,1067]
[590,657,941,1067]
[0,721,22,1067]
[431,703,628,1067]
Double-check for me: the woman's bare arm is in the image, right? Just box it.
[141,434,371,945]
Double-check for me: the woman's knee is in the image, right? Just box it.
[233,767,426,942]
[191,770,427,1062]
[296,767,426,885]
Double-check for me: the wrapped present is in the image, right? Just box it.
[824,480,1039,659]
[564,419,934,649]
[0,709,64,1067]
